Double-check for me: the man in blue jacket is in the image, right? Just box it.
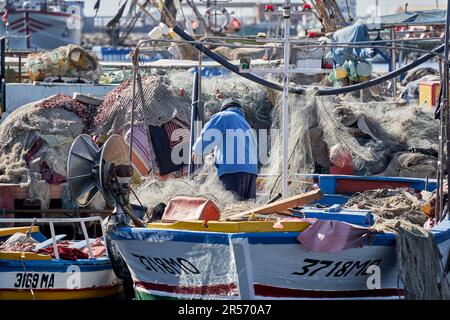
[192,98,258,200]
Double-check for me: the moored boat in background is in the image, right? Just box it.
[0,0,83,50]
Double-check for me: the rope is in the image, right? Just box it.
[19,218,37,300]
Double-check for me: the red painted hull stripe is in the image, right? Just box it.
[9,18,25,27]
[134,281,402,298]
[29,23,45,30]
[29,18,52,27]
[10,24,26,31]
[18,28,37,33]
[134,281,238,296]
[254,284,404,298]
[9,18,52,29]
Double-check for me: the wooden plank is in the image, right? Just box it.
[0,226,39,237]
[73,93,104,106]
[226,189,323,220]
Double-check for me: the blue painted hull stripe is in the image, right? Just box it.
[110,227,399,246]
[0,258,113,272]
[111,225,450,247]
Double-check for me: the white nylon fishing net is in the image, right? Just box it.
[127,71,439,213]
[0,94,93,208]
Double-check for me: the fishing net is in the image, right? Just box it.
[166,71,273,130]
[134,158,256,220]
[0,94,94,208]
[372,219,450,300]
[344,188,429,225]
[382,152,437,178]
[94,75,192,135]
[126,71,439,211]
[26,45,102,83]
[343,186,450,299]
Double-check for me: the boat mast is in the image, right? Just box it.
[281,0,291,197]
[24,10,30,49]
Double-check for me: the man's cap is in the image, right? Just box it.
[220,98,242,111]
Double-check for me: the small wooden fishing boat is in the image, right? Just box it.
[0,217,123,300]
[108,175,450,300]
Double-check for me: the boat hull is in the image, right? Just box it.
[110,224,450,300]
[109,175,450,300]
[0,255,123,300]
[0,10,81,49]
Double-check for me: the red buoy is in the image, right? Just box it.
[230,17,241,30]
[264,4,275,12]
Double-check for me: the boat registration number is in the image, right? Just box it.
[292,258,382,277]
[14,272,55,289]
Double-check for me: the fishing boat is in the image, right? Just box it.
[59,0,450,300]
[65,134,449,300]
[0,216,123,300]
[0,0,83,49]
[106,175,450,300]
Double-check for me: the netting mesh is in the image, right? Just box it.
[118,71,440,211]
[94,75,192,135]
[372,219,450,300]
[0,95,88,208]
[0,70,440,212]
[0,68,447,299]
[134,159,256,218]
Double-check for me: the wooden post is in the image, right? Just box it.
[390,27,397,98]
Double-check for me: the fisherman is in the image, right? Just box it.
[192,98,258,200]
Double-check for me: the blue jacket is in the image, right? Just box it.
[192,107,258,177]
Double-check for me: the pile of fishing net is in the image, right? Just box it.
[26,45,102,83]
[94,71,438,202]
[125,71,439,210]
[166,71,272,130]
[93,75,192,135]
[0,93,97,208]
[134,160,256,221]
[260,88,439,197]
[344,188,430,225]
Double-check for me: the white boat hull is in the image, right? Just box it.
[0,10,81,49]
[0,257,122,299]
[111,224,450,300]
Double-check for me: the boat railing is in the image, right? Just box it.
[0,216,106,260]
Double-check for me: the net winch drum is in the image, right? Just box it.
[67,134,139,299]
[67,134,131,208]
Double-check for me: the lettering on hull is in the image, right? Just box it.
[132,254,201,275]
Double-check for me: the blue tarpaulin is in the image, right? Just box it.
[359,9,447,28]
[377,9,446,26]
[331,24,375,66]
